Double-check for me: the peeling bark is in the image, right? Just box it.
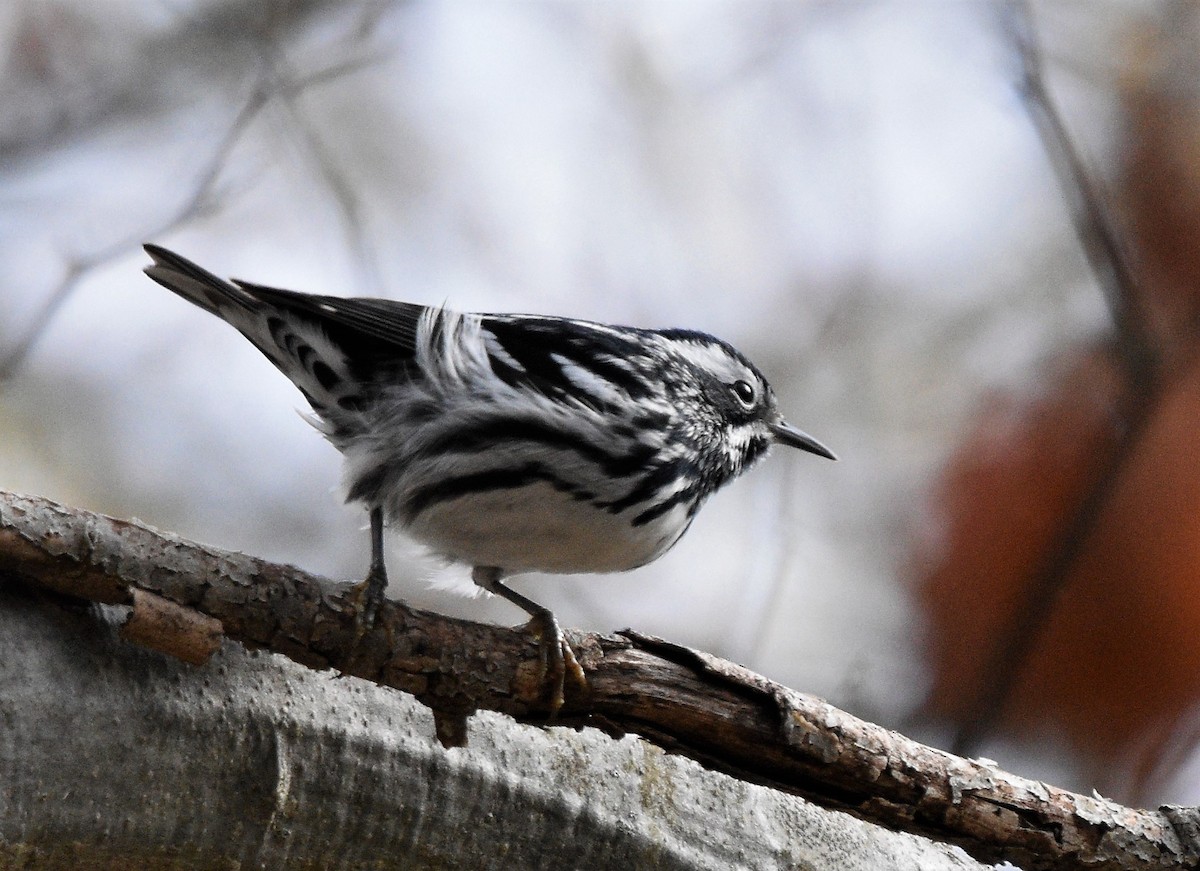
[1,489,1196,870]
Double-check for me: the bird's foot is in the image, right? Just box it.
[523,607,588,714]
[470,566,587,713]
[341,564,389,631]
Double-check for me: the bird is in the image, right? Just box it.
[143,244,835,708]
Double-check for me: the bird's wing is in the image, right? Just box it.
[479,314,656,410]
[229,280,426,354]
[144,244,428,415]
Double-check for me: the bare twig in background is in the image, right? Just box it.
[0,82,258,385]
[2,488,1198,871]
[1008,2,1158,388]
[0,49,381,386]
[950,2,1164,757]
[272,56,385,296]
[264,1,392,294]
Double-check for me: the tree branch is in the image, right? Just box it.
[947,1,1169,759]
[0,489,1196,870]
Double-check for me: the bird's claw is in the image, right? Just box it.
[342,565,389,632]
[525,609,588,713]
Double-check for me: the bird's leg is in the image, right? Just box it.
[472,566,587,712]
[343,507,390,626]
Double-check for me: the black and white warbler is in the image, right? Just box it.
[143,244,835,705]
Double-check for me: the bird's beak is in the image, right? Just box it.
[770,421,837,460]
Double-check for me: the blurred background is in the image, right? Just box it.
[4,0,1199,808]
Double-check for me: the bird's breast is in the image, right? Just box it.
[401,480,695,575]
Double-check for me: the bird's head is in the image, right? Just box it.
[657,330,835,485]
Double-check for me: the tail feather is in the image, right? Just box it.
[141,244,427,424]
[143,243,256,317]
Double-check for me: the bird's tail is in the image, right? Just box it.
[142,243,380,425]
[143,243,257,317]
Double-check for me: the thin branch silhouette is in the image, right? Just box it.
[0,45,384,385]
[951,1,1164,757]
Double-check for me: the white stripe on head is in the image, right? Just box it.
[663,336,762,388]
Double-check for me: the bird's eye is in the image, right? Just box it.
[731,379,756,406]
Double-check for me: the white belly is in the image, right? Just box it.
[403,480,694,574]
